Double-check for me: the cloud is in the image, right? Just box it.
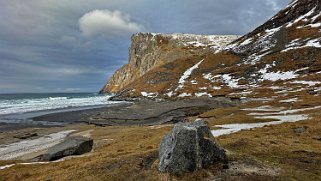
[79,9,144,38]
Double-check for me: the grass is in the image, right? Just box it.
[1,95,321,180]
[217,116,321,180]
[1,67,321,180]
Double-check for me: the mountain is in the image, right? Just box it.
[100,33,239,93]
[102,0,321,100]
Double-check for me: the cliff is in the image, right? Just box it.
[100,33,239,93]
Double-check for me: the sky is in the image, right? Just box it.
[0,0,291,93]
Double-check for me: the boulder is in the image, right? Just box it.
[38,136,93,161]
[158,120,227,175]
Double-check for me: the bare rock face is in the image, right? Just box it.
[37,136,93,161]
[158,120,227,175]
[100,33,239,93]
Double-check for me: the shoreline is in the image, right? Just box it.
[32,97,237,126]
[0,102,131,132]
[0,97,237,161]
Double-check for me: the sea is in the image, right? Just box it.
[0,93,118,127]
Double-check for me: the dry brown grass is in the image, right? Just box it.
[217,116,321,181]
[287,25,321,41]
[1,91,321,180]
[0,125,172,181]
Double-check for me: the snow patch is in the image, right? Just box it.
[242,106,284,112]
[195,92,212,97]
[211,105,321,137]
[248,106,321,116]
[261,71,298,81]
[165,91,174,97]
[305,38,321,48]
[211,114,308,137]
[292,80,321,86]
[239,38,253,46]
[0,164,15,170]
[212,86,222,90]
[283,38,321,52]
[279,98,299,103]
[190,80,198,85]
[178,93,192,97]
[176,59,204,90]
[141,92,158,98]
[286,7,316,28]
[222,74,240,88]
[203,73,215,81]
[258,65,298,81]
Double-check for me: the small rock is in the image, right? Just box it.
[38,136,93,161]
[308,89,317,95]
[293,126,308,134]
[158,120,227,175]
[14,133,38,140]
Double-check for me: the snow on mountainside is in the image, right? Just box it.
[104,0,321,102]
[226,0,321,63]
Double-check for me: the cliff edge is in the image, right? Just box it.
[100,33,239,93]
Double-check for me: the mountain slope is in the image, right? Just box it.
[103,0,321,101]
[100,33,239,93]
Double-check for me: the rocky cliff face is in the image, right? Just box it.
[100,33,239,93]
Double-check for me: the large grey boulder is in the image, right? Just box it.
[38,136,93,161]
[158,120,227,175]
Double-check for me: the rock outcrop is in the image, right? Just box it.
[37,136,93,161]
[158,120,227,175]
[100,33,239,93]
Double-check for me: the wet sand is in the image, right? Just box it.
[33,97,237,126]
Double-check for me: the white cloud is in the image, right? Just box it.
[265,0,281,11]
[79,9,144,38]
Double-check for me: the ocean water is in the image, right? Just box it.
[0,93,115,116]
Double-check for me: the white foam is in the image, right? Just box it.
[0,95,115,116]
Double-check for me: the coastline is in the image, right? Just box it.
[0,102,131,132]
[32,97,237,126]
[0,97,236,161]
